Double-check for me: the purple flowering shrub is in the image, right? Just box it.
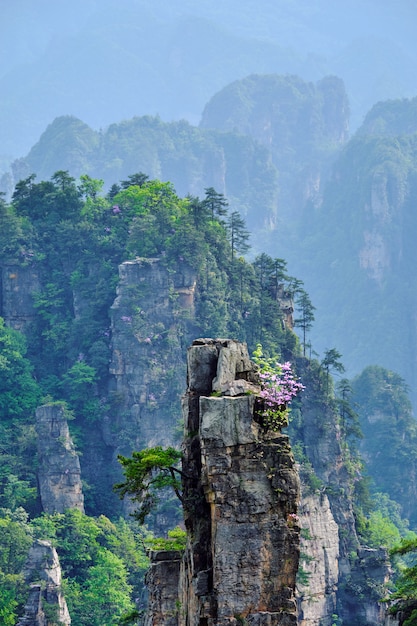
[252,344,305,430]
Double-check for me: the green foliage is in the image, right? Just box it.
[0,195,27,260]
[363,510,402,549]
[146,526,187,551]
[3,170,305,521]
[65,549,134,626]
[321,349,345,394]
[0,318,41,512]
[352,365,417,525]
[292,443,323,494]
[0,508,33,623]
[294,289,315,356]
[115,447,183,523]
[403,610,417,626]
[389,536,417,619]
[30,510,148,626]
[226,210,250,260]
[336,378,362,446]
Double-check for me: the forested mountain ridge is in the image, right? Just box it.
[0,173,295,622]
[200,73,349,224]
[0,0,415,162]
[4,113,279,232]
[294,111,417,405]
[9,79,417,415]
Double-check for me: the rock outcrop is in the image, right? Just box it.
[342,547,392,626]
[36,403,84,514]
[298,362,393,625]
[0,264,40,331]
[17,539,71,626]
[86,257,197,525]
[297,489,339,626]
[145,338,301,625]
[107,258,196,452]
[145,550,183,626]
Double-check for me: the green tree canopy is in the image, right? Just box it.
[115,447,183,523]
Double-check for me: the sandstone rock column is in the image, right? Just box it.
[36,403,84,514]
[179,338,300,626]
[17,539,71,626]
[296,489,339,626]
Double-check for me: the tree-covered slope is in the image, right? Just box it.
[6,114,278,232]
[352,365,417,525]
[0,172,302,623]
[293,121,417,407]
[2,168,417,624]
[200,73,349,223]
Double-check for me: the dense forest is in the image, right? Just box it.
[6,79,417,413]
[0,172,299,623]
[1,170,417,624]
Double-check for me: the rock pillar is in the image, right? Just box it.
[296,489,339,626]
[36,403,84,514]
[145,338,300,625]
[17,539,71,626]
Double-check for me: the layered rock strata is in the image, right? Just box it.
[104,257,197,526]
[145,550,183,626]
[145,338,300,625]
[17,539,71,626]
[108,258,196,451]
[297,489,339,626]
[36,403,84,514]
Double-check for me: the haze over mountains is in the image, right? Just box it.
[1,0,416,162]
[2,0,417,400]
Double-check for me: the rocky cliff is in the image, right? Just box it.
[200,74,349,224]
[145,338,301,625]
[297,489,339,626]
[17,539,71,626]
[297,362,392,625]
[0,264,40,331]
[95,257,197,525]
[36,403,84,514]
[107,257,196,452]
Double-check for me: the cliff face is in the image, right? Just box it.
[0,264,40,331]
[17,539,71,626]
[200,74,349,222]
[297,489,339,626]
[36,403,84,514]
[298,366,392,625]
[146,338,300,625]
[108,258,196,452]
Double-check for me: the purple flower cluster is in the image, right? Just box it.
[259,361,305,408]
[258,361,305,430]
[252,345,305,430]
[287,512,300,527]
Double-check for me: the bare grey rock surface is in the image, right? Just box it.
[108,258,196,451]
[36,403,84,514]
[297,490,339,626]
[17,539,71,626]
[145,338,301,625]
[0,264,40,331]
